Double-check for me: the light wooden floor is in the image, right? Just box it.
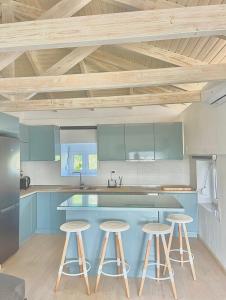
[2,234,226,300]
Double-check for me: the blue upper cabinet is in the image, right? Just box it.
[125,124,155,160]
[97,122,183,161]
[19,124,29,142]
[154,122,183,160]
[97,124,125,161]
[29,125,60,161]
[0,112,19,137]
[20,124,30,161]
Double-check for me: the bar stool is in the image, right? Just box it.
[165,214,196,280]
[55,221,91,295]
[95,220,130,298]
[139,223,177,300]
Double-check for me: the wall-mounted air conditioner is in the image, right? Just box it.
[201,81,226,105]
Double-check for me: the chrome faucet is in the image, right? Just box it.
[74,171,85,189]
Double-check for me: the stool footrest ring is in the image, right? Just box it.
[62,259,91,277]
[169,249,194,263]
[101,259,130,278]
[146,262,174,281]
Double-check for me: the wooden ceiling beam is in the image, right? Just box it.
[43,46,99,76]
[79,60,94,97]
[0,5,225,52]
[1,1,16,101]
[38,0,92,20]
[110,0,181,10]
[0,0,93,73]
[89,49,204,91]
[118,43,206,67]
[12,1,44,20]
[0,91,200,112]
[0,64,225,94]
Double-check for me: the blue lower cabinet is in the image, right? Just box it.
[36,193,51,233]
[161,193,198,237]
[36,192,72,233]
[19,193,37,245]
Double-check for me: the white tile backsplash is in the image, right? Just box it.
[21,159,190,187]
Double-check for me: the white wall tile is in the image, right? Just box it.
[21,159,190,187]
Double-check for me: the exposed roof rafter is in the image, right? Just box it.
[0,5,225,52]
[0,91,200,112]
[0,64,225,94]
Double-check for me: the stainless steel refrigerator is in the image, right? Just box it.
[0,136,20,263]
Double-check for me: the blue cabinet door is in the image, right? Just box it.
[163,193,198,237]
[36,192,72,233]
[32,194,37,233]
[29,125,60,161]
[20,124,30,161]
[97,124,125,161]
[154,122,183,160]
[125,124,155,160]
[19,193,37,245]
[19,196,32,244]
[0,112,19,137]
[19,124,29,143]
[54,126,61,161]
[50,193,73,232]
[20,142,29,161]
[36,192,51,233]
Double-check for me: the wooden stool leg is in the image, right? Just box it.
[55,232,70,292]
[95,232,109,292]
[76,233,83,278]
[115,233,121,275]
[156,235,160,282]
[178,224,184,267]
[182,224,196,280]
[161,234,177,300]
[117,232,130,298]
[77,232,91,295]
[139,234,152,296]
[163,222,175,275]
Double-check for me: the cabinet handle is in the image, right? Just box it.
[0,204,18,214]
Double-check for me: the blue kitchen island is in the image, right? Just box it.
[57,194,184,278]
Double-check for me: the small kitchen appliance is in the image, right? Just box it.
[20,176,31,190]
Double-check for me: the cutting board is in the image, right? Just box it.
[161,185,193,191]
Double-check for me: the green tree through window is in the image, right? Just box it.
[89,154,97,170]
[73,154,83,171]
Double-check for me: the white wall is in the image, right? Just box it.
[183,102,226,155]
[182,101,226,270]
[21,159,190,187]
[11,105,183,126]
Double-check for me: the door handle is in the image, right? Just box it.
[0,204,18,214]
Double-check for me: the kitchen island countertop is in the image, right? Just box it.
[57,193,184,211]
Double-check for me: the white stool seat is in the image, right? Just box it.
[100,221,130,232]
[142,223,171,235]
[166,214,193,224]
[60,221,90,233]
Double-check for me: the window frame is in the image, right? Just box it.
[61,143,97,177]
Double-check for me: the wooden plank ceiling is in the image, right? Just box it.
[0,0,226,112]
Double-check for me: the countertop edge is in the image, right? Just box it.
[20,186,197,199]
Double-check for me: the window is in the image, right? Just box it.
[61,143,97,176]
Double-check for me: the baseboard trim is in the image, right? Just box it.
[198,235,226,274]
